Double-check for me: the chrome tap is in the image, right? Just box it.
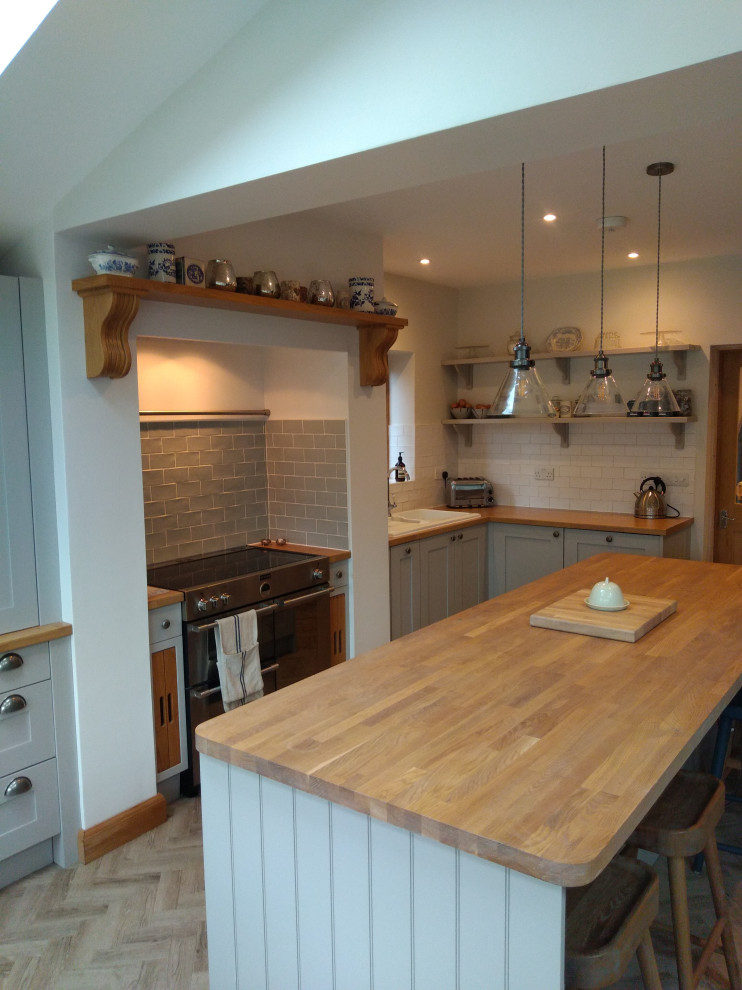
[388,467,398,516]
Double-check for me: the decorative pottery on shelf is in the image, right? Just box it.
[253,270,280,298]
[88,245,138,277]
[147,242,176,282]
[373,297,398,316]
[349,275,374,312]
[308,279,335,306]
[205,259,237,291]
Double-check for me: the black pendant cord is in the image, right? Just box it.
[654,168,662,363]
[599,145,605,356]
[520,162,525,343]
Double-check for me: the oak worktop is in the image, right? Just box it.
[196,554,740,887]
[388,504,692,546]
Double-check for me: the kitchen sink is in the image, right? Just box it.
[388,508,481,537]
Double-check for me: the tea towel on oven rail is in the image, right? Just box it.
[214,609,263,711]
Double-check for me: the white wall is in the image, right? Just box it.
[421,255,740,559]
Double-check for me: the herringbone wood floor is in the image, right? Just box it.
[0,797,207,990]
[3,794,742,988]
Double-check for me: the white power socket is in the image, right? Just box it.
[534,467,555,481]
[662,474,689,488]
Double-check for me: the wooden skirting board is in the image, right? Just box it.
[77,794,167,864]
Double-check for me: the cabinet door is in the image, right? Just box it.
[419,533,453,628]
[150,646,181,774]
[389,542,420,640]
[563,529,661,567]
[0,277,38,634]
[492,524,564,595]
[452,526,487,614]
[330,593,346,664]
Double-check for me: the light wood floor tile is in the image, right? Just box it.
[3,789,742,988]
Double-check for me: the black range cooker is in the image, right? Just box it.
[147,545,331,794]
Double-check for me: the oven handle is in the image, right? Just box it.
[191,662,279,699]
[279,586,333,608]
[187,601,278,633]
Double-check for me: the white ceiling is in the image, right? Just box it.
[295,116,742,288]
[1,1,739,288]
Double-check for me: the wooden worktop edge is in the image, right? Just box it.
[0,621,73,652]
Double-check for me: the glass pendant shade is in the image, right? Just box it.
[573,146,628,417]
[629,161,680,417]
[489,163,555,419]
[629,357,681,416]
[573,354,628,416]
[490,340,555,417]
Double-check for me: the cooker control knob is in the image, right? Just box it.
[209,596,221,607]
[312,568,324,581]
[220,593,231,604]
[197,598,210,612]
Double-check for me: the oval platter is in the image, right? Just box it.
[545,326,583,352]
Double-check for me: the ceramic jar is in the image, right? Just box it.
[279,279,301,302]
[205,259,237,291]
[253,270,280,298]
[88,245,138,277]
[308,279,335,306]
[147,242,176,282]
[349,275,374,312]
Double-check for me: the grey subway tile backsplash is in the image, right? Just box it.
[141,418,348,565]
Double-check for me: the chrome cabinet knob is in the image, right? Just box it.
[0,694,27,716]
[553,531,560,538]
[4,776,32,798]
[404,547,412,555]
[0,652,23,673]
[606,535,613,543]
[161,619,171,630]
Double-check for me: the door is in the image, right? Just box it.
[452,526,487,613]
[713,348,742,563]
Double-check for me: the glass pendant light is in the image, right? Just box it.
[489,163,556,418]
[628,162,681,417]
[573,147,628,417]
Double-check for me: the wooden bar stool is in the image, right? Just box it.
[629,770,742,990]
[565,856,662,989]
[710,692,742,857]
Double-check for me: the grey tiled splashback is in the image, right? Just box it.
[141,419,348,566]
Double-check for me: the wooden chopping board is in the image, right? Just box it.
[530,588,677,642]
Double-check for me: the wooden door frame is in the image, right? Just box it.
[703,344,742,560]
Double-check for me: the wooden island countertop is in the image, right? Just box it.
[197,553,742,887]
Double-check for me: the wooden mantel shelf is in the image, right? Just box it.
[71,274,408,387]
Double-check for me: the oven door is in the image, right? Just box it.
[272,586,332,689]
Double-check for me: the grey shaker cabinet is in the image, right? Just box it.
[390,525,487,640]
[492,524,565,596]
[0,277,39,634]
[492,522,690,595]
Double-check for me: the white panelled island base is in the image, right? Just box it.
[201,756,564,990]
[198,556,742,990]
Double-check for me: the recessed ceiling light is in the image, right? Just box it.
[419,258,430,265]
[543,214,557,223]
[628,252,639,259]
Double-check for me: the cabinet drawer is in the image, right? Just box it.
[148,603,182,646]
[563,529,661,566]
[0,642,50,693]
[0,757,60,861]
[0,680,55,777]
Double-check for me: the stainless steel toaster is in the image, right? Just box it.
[445,477,495,508]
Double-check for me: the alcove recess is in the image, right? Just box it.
[71,274,407,387]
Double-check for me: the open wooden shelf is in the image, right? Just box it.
[442,415,693,449]
[443,344,701,387]
[71,274,407,387]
